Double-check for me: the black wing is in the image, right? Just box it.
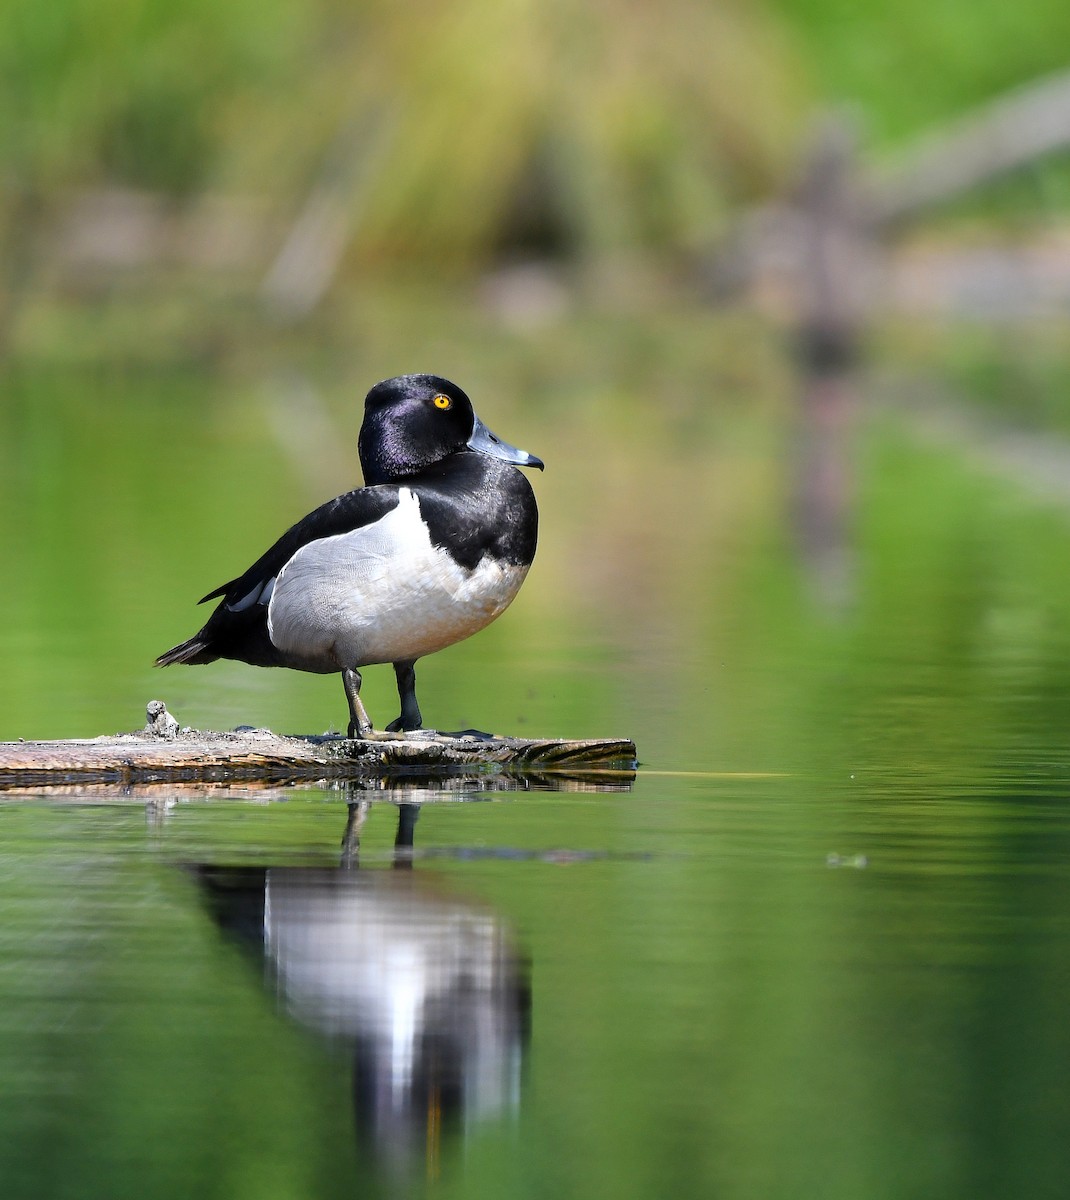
[157,486,401,668]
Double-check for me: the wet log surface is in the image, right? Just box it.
[0,704,638,791]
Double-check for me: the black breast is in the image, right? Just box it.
[412,453,538,571]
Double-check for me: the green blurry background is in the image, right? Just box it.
[5,0,1070,273]
[7,10,1070,1200]
[3,0,1070,747]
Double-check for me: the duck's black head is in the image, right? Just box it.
[358,374,543,484]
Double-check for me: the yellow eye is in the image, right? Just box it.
[433,394,452,410]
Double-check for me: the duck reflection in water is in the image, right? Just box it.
[194,798,530,1177]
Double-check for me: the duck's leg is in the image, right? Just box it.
[386,659,423,732]
[393,803,420,867]
[342,668,374,738]
[340,797,371,867]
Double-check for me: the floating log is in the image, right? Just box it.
[0,703,638,791]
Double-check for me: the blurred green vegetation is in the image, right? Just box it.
[879,317,1070,435]
[773,0,1070,145]
[4,0,1070,287]
[1,0,805,271]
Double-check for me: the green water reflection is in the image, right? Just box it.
[3,343,1070,1196]
[1,778,1069,1200]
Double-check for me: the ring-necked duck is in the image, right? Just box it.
[157,374,543,737]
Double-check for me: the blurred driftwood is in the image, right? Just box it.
[710,71,1070,605]
[786,118,869,607]
[714,69,1070,326]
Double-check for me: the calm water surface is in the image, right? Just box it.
[4,357,1070,1196]
[2,769,1070,1200]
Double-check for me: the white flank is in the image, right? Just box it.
[266,488,528,669]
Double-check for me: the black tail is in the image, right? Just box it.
[156,635,218,667]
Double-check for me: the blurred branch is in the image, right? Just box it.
[259,108,394,322]
[872,69,1070,226]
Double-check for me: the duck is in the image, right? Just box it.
[156,374,543,737]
